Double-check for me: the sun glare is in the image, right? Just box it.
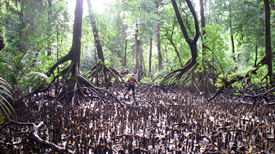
[89,0,109,13]
[68,0,112,14]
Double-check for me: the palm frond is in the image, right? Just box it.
[0,77,14,123]
[25,72,48,80]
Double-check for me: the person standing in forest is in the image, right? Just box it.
[124,74,139,98]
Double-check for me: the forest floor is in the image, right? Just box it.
[1,84,275,154]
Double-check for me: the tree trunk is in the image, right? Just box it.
[263,0,273,84]
[19,0,24,52]
[0,33,4,51]
[71,0,83,75]
[149,38,152,77]
[123,39,127,67]
[229,3,235,61]
[167,35,183,68]
[134,12,139,76]
[200,0,207,91]
[156,0,163,70]
[166,19,183,68]
[270,0,275,11]
[162,0,199,84]
[171,0,199,60]
[230,30,235,61]
[200,0,206,58]
[47,0,52,56]
[48,0,83,78]
[138,40,143,80]
[87,0,104,62]
[123,25,127,67]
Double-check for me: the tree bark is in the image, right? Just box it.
[48,0,83,76]
[200,0,207,91]
[270,0,275,11]
[19,0,24,52]
[263,0,273,84]
[167,37,183,68]
[71,0,83,75]
[138,40,143,80]
[0,34,4,51]
[123,39,127,67]
[229,3,235,61]
[87,0,105,62]
[134,12,139,76]
[47,0,52,56]
[200,0,206,42]
[156,0,163,70]
[171,0,199,61]
[200,0,206,57]
[149,38,152,77]
[123,25,127,67]
[163,0,200,84]
[166,19,183,68]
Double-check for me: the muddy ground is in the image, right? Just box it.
[0,84,275,154]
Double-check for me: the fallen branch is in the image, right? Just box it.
[208,56,268,101]
[0,120,74,153]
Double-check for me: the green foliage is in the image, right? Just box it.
[104,60,112,68]
[20,72,48,92]
[197,24,230,75]
[1,50,49,99]
[5,51,28,87]
[140,76,153,84]
[0,77,14,123]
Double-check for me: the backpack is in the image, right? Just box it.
[128,77,135,85]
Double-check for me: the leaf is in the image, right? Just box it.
[0,77,14,122]
[26,72,48,80]
[0,88,13,101]
[0,110,2,123]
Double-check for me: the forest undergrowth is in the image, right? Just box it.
[0,84,275,154]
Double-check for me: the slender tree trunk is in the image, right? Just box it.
[19,0,24,52]
[47,0,52,56]
[263,0,273,84]
[230,30,235,61]
[149,38,152,77]
[134,12,139,76]
[200,0,207,91]
[165,19,183,68]
[270,0,275,11]
[229,3,235,61]
[200,0,206,43]
[138,40,143,80]
[87,0,104,62]
[0,31,4,51]
[156,0,163,70]
[167,36,183,68]
[123,39,127,67]
[122,25,127,67]
[254,44,258,67]
[123,25,127,67]
[200,0,206,58]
